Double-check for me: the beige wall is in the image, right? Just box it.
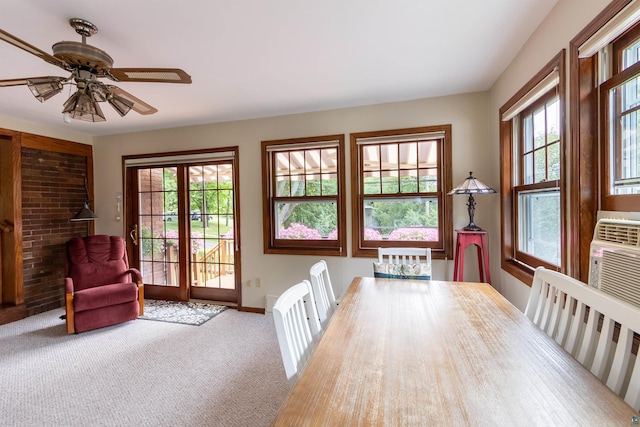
[487,0,610,310]
[93,92,491,309]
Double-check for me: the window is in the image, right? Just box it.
[570,0,640,282]
[261,134,346,256]
[500,51,565,283]
[601,21,640,210]
[350,126,452,258]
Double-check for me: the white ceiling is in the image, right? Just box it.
[0,0,559,137]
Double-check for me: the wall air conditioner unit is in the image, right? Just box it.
[588,218,640,308]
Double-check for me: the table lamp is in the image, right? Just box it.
[448,171,496,231]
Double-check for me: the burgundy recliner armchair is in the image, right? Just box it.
[64,235,144,334]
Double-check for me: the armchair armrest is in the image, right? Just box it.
[126,268,143,284]
[64,277,74,294]
[64,277,75,334]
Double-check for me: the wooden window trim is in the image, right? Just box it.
[500,50,565,286]
[569,0,632,283]
[350,125,452,259]
[261,134,347,257]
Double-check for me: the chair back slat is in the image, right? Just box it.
[378,247,431,265]
[626,358,640,410]
[554,295,574,347]
[576,308,599,367]
[526,267,640,411]
[606,327,634,394]
[273,280,321,383]
[309,260,338,329]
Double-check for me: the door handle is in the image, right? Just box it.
[130,224,138,246]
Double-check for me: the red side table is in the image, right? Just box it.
[453,229,491,284]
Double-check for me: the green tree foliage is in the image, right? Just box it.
[283,202,337,236]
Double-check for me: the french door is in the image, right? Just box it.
[125,153,239,304]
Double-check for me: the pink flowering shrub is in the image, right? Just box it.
[328,227,381,240]
[364,228,382,240]
[387,227,438,241]
[279,223,322,239]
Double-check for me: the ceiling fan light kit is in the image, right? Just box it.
[0,18,191,123]
[27,78,64,102]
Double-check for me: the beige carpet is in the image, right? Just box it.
[0,307,290,426]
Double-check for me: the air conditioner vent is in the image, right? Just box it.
[600,250,640,308]
[595,220,640,246]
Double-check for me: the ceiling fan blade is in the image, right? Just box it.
[0,76,66,87]
[108,68,192,84]
[107,86,158,115]
[0,29,70,71]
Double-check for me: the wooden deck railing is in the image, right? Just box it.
[192,239,233,286]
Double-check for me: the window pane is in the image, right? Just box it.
[363,197,438,241]
[306,173,321,196]
[290,175,305,196]
[321,173,338,196]
[305,149,320,174]
[610,82,640,194]
[523,115,533,152]
[621,75,640,112]
[622,39,640,70]
[524,153,534,184]
[275,152,290,176]
[399,170,418,193]
[363,171,381,194]
[381,144,399,170]
[419,169,438,192]
[518,190,560,266]
[534,148,546,183]
[399,142,418,169]
[620,110,640,181]
[418,141,437,168]
[381,171,399,193]
[275,176,290,197]
[289,150,305,173]
[320,148,338,174]
[546,98,559,143]
[533,107,546,148]
[275,201,337,239]
[548,142,560,180]
[363,145,380,171]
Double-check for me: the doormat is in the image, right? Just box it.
[139,299,229,326]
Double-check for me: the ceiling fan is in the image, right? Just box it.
[0,18,192,122]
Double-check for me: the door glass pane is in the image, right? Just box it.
[139,167,180,287]
[189,163,235,289]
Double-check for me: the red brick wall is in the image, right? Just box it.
[21,148,89,316]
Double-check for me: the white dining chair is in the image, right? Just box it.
[525,267,640,411]
[378,247,432,265]
[375,247,432,280]
[272,280,322,383]
[309,260,338,329]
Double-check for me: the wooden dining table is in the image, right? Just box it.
[272,277,639,426]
